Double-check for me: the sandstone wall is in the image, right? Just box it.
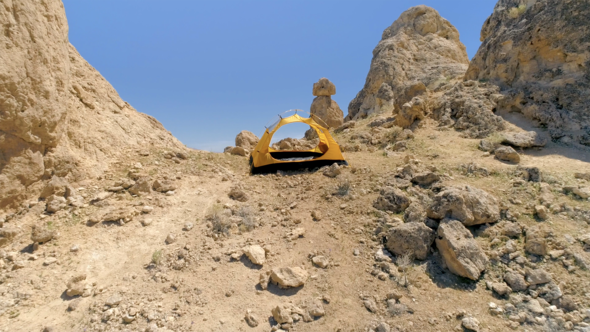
[466,0,590,145]
[0,0,184,208]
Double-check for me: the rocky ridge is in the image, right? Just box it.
[0,0,184,208]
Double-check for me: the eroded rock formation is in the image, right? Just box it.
[466,0,590,146]
[346,5,469,121]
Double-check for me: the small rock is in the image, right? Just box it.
[141,218,153,227]
[525,226,548,256]
[105,293,122,307]
[504,271,528,292]
[243,245,266,265]
[141,206,154,214]
[43,257,57,266]
[66,274,87,297]
[271,305,293,324]
[495,146,520,163]
[323,163,342,178]
[461,316,480,332]
[228,187,248,202]
[70,245,79,252]
[491,282,512,296]
[31,225,55,244]
[46,195,67,213]
[183,222,194,231]
[364,298,378,313]
[165,233,176,244]
[535,205,549,220]
[311,210,322,221]
[270,267,308,288]
[526,269,552,285]
[244,309,259,327]
[312,256,329,268]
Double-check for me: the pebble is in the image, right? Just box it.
[70,245,79,252]
[183,222,194,231]
[165,233,176,244]
[43,257,57,266]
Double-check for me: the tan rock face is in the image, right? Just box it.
[0,0,184,208]
[347,5,469,121]
[466,0,590,145]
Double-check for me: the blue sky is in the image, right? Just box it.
[63,0,498,151]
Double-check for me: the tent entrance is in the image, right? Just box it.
[269,151,323,161]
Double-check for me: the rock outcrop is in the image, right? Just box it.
[310,78,343,129]
[466,0,590,146]
[0,0,184,208]
[346,5,469,121]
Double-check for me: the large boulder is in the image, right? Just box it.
[347,5,469,121]
[235,131,259,151]
[436,219,488,280]
[373,187,411,213]
[466,0,590,145]
[427,186,500,226]
[386,223,435,260]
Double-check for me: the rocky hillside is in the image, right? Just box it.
[466,0,590,147]
[2,1,590,332]
[0,0,184,208]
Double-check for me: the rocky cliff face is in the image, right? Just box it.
[0,0,183,208]
[346,5,470,121]
[466,0,590,146]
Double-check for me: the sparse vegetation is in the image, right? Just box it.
[151,249,163,265]
[508,4,527,18]
[335,179,351,196]
[236,205,256,232]
[396,252,414,288]
[206,204,231,235]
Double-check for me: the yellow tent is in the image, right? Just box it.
[250,110,347,174]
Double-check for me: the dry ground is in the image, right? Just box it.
[1,115,590,332]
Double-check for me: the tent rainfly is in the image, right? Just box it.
[250,110,347,174]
